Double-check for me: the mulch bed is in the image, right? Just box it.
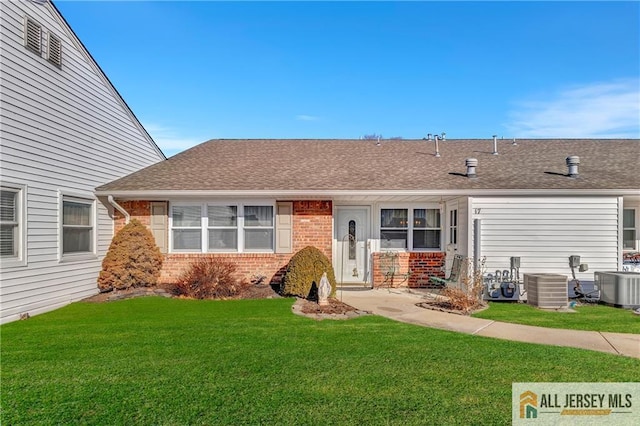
[82,283,281,303]
[298,297,358,315]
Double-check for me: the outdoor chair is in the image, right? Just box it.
[429,254,464,288]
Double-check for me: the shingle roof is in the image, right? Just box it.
[96,139,640,193]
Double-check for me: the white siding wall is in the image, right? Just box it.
[0,2,164,323]
[470,196,619,281]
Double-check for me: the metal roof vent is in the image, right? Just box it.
[566,156,580,178]
[492,135,499,155]
[466,158,478,178]
[434,134,441,157]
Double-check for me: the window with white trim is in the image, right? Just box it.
[1,188,21,258]
[172,205,202,251]
[380,207,441,250]
[623,208,637,251]
[243,205,274,251]
[62,196,94,255]
[449,208,458,246]
[170,203,274,252]
[208,205,237,251]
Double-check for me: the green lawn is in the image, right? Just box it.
[472,302,640,334]
[2,297,639,425]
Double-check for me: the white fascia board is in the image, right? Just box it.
[95,188,640,200]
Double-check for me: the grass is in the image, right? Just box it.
[2,297,639,425]
[472,302,640,334]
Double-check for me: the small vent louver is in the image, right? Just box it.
[47,33,62,67]
[24,16,42,54]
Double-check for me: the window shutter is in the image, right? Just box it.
[24,16,42,54]
[150,202,168,253]
[47,33,62,67]
[275,202,292,253]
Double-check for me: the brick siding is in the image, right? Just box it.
[371,251,445,288]
[113,199,332,286]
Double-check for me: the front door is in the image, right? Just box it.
[335,207,370,284]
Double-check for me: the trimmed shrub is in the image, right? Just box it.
[173,257,250,299]
[281,246,337,298]
[98,219,163,291]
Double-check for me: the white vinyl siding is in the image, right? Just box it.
[470,196,619,280]
[0,1,164,323]
[170,203,275,253]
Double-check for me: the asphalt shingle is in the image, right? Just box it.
[96,139,640,192]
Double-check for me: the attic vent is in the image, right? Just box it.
[24,16,42,54]
[47,33,62,67]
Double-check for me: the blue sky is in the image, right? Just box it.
[55,1,639,157]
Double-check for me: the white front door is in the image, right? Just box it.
[335,207,370,284]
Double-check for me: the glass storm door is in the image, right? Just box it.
[335,207,369,284]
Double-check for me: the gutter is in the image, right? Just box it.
[96,189,640,199]
[107,195,130,224]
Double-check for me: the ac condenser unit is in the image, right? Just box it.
[524,273,568,309]
[594,271,640,308]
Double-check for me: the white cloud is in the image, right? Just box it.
[505,79,640,138]
[143,123,205,157]
[296,114,321,121]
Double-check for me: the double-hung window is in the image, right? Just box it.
[1,188,20,259]
[172,205,202,251]
[243,206,274,251]
[413,208,441,249]
[208,205,237,251]
[171,203,274,252]
[380,207,441,250]
[62,196,94,255]
[623,208,637,251]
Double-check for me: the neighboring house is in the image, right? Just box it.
[0,0,165,323]
[96,138,640,289]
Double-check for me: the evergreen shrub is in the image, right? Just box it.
[280,246,337,298]
[98,219,163,291]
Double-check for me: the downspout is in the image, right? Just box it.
[108,195,130,224]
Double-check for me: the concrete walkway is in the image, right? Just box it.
[338,288,640,359]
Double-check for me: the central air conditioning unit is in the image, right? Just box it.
[594,271,640,308]
[524,273,568,309]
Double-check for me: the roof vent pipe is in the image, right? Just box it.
[441,132,446,141]
[427,133,433,141]
[434,135,441,157]
[465,158,478,178]
[566,155,580,177]
[492,135,498,155]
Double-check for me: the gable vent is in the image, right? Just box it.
[24,16,42,54]
[47,33,62,67]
